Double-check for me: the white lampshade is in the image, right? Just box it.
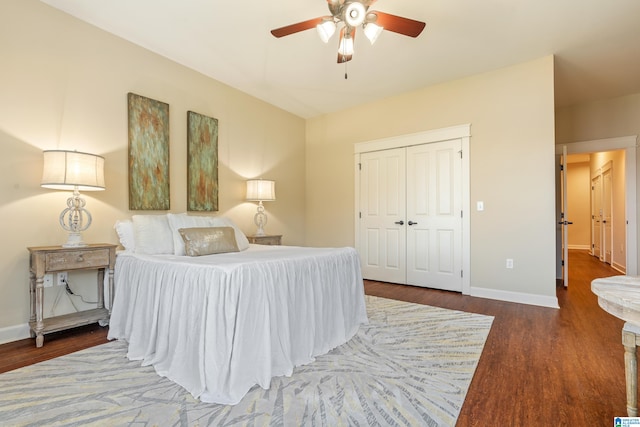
[364,23,383,45]
[246,179,276,201]
[41,150,105,191]
[317,18,336,43]
[338,34,354,56]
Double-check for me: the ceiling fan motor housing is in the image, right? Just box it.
[344,2,368,27]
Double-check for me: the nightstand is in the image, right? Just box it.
[247,235,282,245]
[27,243,117,348]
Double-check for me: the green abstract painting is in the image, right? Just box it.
[127,93,170,210]
[187,111,218,211]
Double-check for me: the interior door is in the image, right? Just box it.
[603,167,613,264]
[592,174,602,259]
[557,146,570,287]
[406,141,462,291]
[359,148,407,284]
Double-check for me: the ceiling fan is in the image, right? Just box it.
[270,0,426,64]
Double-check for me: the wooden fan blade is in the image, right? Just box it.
[370,11,425,38]
[271,17,324,38]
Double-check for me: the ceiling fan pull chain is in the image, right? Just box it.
[345,61,348,80]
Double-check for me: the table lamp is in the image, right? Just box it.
[41,150,105,247]
[246,179,275,236]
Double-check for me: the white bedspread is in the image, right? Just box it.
[107,244,367,405]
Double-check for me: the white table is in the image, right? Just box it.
[591,275,640,416]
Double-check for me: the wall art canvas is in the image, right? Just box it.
[127,92,170,210]
[187,111,218,211]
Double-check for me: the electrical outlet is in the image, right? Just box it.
[506,259,514,269]
[56,271,68,286]
[43,274,54,287]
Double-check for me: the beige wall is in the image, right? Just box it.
[306,56,558,303]
[0,0,306,338]
[556,93,640,144]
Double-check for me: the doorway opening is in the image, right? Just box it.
[567,151,626,273]
[556,136,637,285]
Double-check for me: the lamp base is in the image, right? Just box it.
[59,188,92,248]
[62,232,87,248]
[253,203,268,236]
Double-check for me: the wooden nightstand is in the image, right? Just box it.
[27,243,117,348]
[247,235,282,245]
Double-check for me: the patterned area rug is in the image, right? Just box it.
[0,296,493,426]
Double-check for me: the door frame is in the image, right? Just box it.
[354,124,471,294]
[601,161,613,264]
[591,173,602,259]
[555,135,638,276]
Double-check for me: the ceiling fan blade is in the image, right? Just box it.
[271,17,324,38]
[369,11,425,38]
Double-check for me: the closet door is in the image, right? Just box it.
[359,148,407,284]
[406,140,463,291]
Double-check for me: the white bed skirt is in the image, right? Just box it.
[108,245,367,405]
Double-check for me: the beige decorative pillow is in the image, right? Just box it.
[178,227,240,256]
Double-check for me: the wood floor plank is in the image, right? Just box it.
[0,249,629,425]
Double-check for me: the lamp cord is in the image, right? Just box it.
[64,278,98,305]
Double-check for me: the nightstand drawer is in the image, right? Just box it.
[45,248,110,271]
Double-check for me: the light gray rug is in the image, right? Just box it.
[0,296,493,426]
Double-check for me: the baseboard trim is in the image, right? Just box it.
[469,286,560,309]
[612,262,626,274]
[568,245,591,250]
[0,323,30,345]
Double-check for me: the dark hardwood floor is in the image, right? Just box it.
[0,250,627,425]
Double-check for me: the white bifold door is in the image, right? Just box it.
[358,139,462,292]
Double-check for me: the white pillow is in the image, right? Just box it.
[216,217,250,251]
[114,220,135,252]
[167,213,250,255]
[167,213,217,255]
[132,214,174,255]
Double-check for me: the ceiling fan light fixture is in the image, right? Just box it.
[316,18,336,43]
[338,34,354,56]
[364,22,383,44]
[344,2,366,27]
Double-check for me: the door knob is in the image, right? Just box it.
[408,221,418,226]
[394,220,404,225]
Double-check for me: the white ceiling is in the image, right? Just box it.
[41,0,640,119]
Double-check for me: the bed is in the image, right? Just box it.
[107,213,367,405]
